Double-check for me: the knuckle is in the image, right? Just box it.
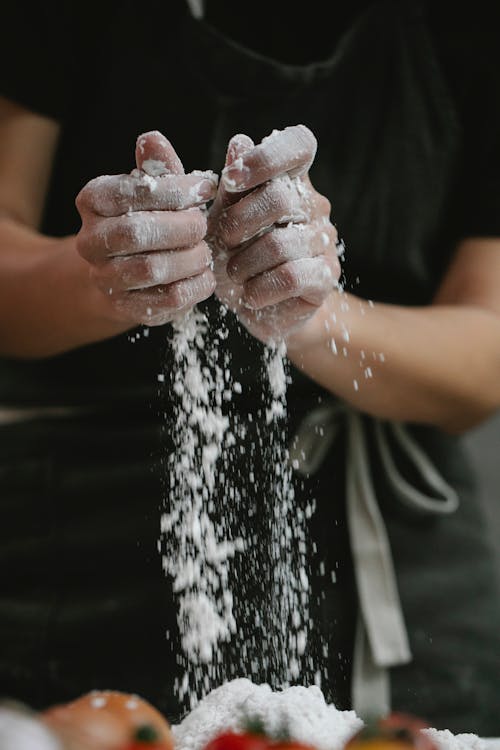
[113,214,148,250]
[122,214,143,246]
[263,230,288,264]
[278,263,299,291]
[317,194,331,216]
[217,209,240,247]
[226,256,242,282]
[112,176,137,211]
[177,209,207,247]
[265,181,290,214]
[193,242,212,272]
[191,269,216,303]
[90,264,116,295]
[128,254,152,285]
[189,210,208,243]
[75,227,97,262]
[165,283,184,310]
[75,183,97,214]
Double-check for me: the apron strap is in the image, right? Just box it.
[346,410,412,669]
[352,615,390,720]
[290,403,459,717]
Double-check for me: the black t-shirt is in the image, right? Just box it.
[2,1,500,238]
[0,0,499,411]
[2,4,500,731]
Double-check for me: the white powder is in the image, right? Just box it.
[261,342,312,682]
[159,309,315,709]
[172,679,362,750]
[143,158,170,177]
[424,730,489,750]
[160,308,244,697]
[158,154,315,708]
[172,679,490,750]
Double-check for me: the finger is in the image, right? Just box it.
[227,222,339,284]
[243,256,335,309]
[216,175,310,249]
[221,124,317,193]
[135,130,184,175]
[76,172,218,218]
[114,268,216,325]
[209,134,255,224]
[91,243,212,293]
[239,297,318,342]
[78,208,207,262]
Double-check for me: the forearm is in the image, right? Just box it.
[0,218,129,358]
[286,291,500,433]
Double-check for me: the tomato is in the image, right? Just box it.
[121,722,173,749]
[271,742,318,750]
[346,712,436,750]
[378,714,436,750]
[203,729,319,750]
[41,690,173,750]
[203,730,271,750]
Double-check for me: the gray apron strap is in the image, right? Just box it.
[185,0,205,19]
[352,614,391,720]
[346,410,412,717]
[291,403,459,718]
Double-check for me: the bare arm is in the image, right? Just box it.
[0,97,217,359]
[286,239,500,434]
[207,122,500,434]
[0,96,109,357]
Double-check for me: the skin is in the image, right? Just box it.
[0,98,217,357]
[0,96,499,433]
[207,126,340,342]
[284,239,500,433]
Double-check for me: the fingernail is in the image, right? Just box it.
[198,179,218,200]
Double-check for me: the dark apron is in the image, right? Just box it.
[0,0,499,734]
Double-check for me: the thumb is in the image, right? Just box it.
[219,133,255,209]
[135,130,185,176]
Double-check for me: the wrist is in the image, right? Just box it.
[55,236,125,324]
[285,294,334,354]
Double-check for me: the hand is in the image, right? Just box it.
[207,125,340,343]
[75,131,218,327]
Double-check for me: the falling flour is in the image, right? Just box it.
[159,302,313,709]
[148,144,313,707]
[160,307,245,703]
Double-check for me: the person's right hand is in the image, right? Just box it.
[75,131,218,327]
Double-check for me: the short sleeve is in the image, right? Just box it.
[0,3,75,122]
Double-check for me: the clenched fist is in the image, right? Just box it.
[75,131,218,327]
[207,124,340,343]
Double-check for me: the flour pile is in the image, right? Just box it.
[172,678,361,750]
[172,679,490,750]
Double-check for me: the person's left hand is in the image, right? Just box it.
[207,125,340,343]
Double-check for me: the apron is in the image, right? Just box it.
[0,0,499,734]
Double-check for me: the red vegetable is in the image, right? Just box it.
[204,730,272,750]
[271,742,318,750]
[345,711,436,750]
